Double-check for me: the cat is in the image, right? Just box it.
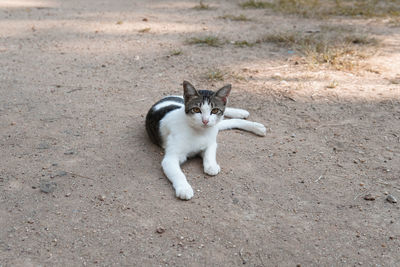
[145,81,266,200]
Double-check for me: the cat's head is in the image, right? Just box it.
[183,80,231,129]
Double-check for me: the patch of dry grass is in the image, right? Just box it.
[203,69,225,81]
[388,76,400,84]
[331,0,400,17]
[193,1,212,10]
[259,26,379,70]
[186,36,224,47]
[169,50,182,56]
[219,14,251,21]
[388,17,400,27]
[326,80,339,88]
[239,0,273,9]
[230,72,247,81]
[239,0,400,18]
[138,27,151,33]
[233,40,255,47]
[186,36,256,48]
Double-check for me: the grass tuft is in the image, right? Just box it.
[326,80,339,88]
[170,50,182,56]
[233,40,255,47]
[332,0,400,17]
[239,0,273,9]
[388,77,400,84]
[193,1,212,10]
[388,17,400,27]
[219,14,251,21]
[204,69,225,81]
[138,27,151,33]
[230,72,247,81]
[186,36,224,47]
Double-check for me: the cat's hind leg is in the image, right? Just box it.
[224,107,250,119]
[218,119,266,136]
[161,154,194,200]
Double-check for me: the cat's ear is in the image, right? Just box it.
[183,81,198,102]
[215,84,231,104]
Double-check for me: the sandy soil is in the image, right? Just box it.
[1,0,400,266]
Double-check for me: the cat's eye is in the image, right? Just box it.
[211,108,219,114]
[192,107,201,113]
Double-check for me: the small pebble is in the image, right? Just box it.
[37,142,50,149]
[64,149,75,155]
[57,171,68,176]
[97,195,106,201]
[40,180,57,193]
[65,193,71,197]
[386,195,397,203]
[363,194,375,201]
[156,227,165,234]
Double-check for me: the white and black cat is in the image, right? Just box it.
[145,81,266,200]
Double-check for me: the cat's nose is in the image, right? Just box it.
[202,119,209,125]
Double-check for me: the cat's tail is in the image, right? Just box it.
[224,108,249,119]
[218,119,267,136]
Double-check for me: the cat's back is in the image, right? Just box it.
[145,96,184,146]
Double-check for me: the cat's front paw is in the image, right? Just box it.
[204,164,220,176]
[252,122,267,136]
[174,182,194,200]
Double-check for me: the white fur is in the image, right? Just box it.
[154,101,184,111]
[160,106,266,200]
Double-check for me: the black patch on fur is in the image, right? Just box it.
[145,97,183,147]
[198,90,214,104]
[157,96,184,105]
[198,90,213,97]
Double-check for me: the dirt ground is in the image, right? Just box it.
[1,0,400,266]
